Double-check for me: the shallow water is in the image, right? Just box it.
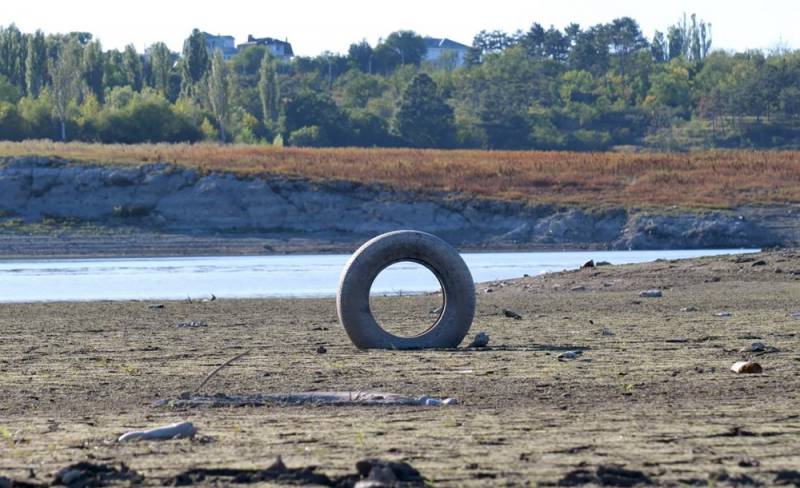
[0,249,756,303]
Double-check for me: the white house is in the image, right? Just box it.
[423,37,470,69]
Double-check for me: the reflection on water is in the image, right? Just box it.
[0,249,756,303]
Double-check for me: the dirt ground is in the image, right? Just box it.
[1,250,800,486]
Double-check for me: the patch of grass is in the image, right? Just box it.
[1,141,800,208]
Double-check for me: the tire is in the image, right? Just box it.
[337,230,475,349]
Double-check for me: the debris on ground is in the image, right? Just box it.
[176,321,207,328]
[731,361,763,374]
[118,420,197,442]
[166,457,337,486]
[596,261,611,266]
[0,475,45,488]
[483,287,493,293]
[201,293,217,302]
[774,470,800,486]
[751,260,768,267]
[503,308,522,320]
[601,328,615,336]
[740,342,779,354]
[557,464,653,486]
[316,346,327,354]
[53,462,142,487]
[154,391,458,408]
[680,306,699,312]
[355,458,426,487]
[558,351,583,361]
[468,332,490,348]
[788,312,800,319]
[708,469,760,486]
[714,311,734,317]
[148,303,164,309]
[570,285,587,292]
[639,289,662,298]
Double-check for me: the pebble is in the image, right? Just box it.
[502,309,522,320]
[639,289,662,298]
[731,361,763,374]
[469,332,490,348]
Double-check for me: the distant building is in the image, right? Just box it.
[237,35,294,59]
[423,37,470,69]
[203,32,237,60]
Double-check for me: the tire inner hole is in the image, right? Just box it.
[369,261,444,338]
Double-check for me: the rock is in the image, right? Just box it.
[751,259,767,266]
[558,351,582,361]
[502,309,522,320]
[468,332,490,348]
[483,287,493,294]
[316,346,327,354]
[639,289,662,298]
[738,456,760,467]
[148,303,164,309]
[731,361,763,374]
[355,459,424,487]
[581,259,595,269]
[680,306,698,312]
[601,328,615,336]
[704,276,721,283]
[774,470,800,486]
[570,285,587,292]
[740,342,766,352]
[714,311,733,317]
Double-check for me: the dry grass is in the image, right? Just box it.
[2,141,800,208]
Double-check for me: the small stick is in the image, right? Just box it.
[195,350,250,394]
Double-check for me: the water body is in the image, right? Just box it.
[0,249,755,303]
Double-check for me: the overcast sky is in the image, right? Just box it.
[3,0,796,56]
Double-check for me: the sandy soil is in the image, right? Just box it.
[1,250,800,486]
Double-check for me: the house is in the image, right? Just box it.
[423,37,470,69]
[203,32,237,60]
[236,35,294,59]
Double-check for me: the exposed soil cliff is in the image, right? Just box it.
[1,157,797,254]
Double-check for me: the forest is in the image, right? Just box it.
[1,14,799,151]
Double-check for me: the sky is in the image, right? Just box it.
[3,0,797,56]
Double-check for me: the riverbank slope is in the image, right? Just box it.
[1,156,799,256]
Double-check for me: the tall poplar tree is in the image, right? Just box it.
[258,52,279,128]
[208,49,229,141]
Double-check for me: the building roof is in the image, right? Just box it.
[237,35,294,57]
[202,32,235,41]
[424,37,470,50]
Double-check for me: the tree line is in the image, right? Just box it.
[1,15,799,150]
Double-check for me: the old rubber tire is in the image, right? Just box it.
[337,230,475,349]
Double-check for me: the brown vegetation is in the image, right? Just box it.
[2,141,800,208]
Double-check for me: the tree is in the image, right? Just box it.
[257,52,279,127]
[25,30,46,96]
[82,40,104,101]
[49,38,83,140]
[283,90,350,145]
[122,44,143,91]
[208,50,229,141]
[0,25,27,93]
[347,40,373,73]
[148,42,173,97]
[394,73,455,147]
[180,29,209,97]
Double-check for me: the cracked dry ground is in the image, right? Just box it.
[1,250,800,486]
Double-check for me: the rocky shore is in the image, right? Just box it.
[1,156,798,256]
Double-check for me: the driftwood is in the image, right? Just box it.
[118,420,197,442]
[195,350,250,394]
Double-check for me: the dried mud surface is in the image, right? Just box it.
[1,251,800,486]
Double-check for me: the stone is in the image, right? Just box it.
[680,306,698,312]
[502,308,522,320]
[731,361,763,374]
[316,346,327,354]
[639,289,662,298]
[469,332,490,348]
[558,351,582,361]
[714,311,733,317]
[581,259,595,269]
[570,285,587,292]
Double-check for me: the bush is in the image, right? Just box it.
[288,125,327,147]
